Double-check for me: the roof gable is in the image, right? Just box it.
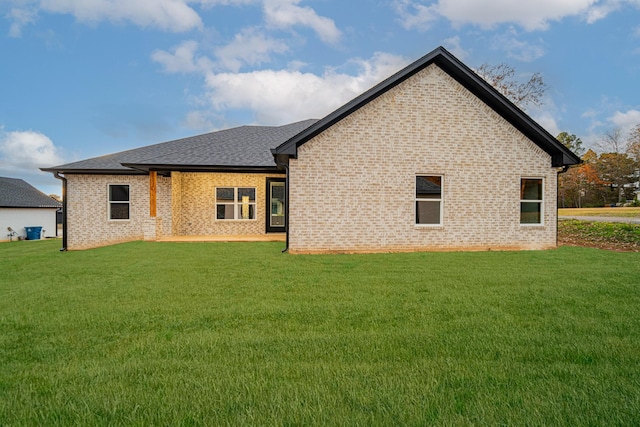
[0,177,61,208]
[274,46,580,168]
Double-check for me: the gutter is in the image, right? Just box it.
[53,172,67,251]
[556,165,572,248]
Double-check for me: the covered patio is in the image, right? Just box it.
[156,233,285,243]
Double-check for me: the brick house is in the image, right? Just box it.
[42,47,580,252]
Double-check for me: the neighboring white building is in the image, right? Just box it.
[0,177,61,241]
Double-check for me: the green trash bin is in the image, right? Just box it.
[25,226,43,240]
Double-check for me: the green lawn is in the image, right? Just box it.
[1,240,640,426]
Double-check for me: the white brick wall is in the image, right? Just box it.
[287,64,559,253]
[66,172,284,249]
[66,174,172,249]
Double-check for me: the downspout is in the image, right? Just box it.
[53,172,67,251]
[556,165,571,248]
[275,159,290,253]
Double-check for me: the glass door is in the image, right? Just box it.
[266,178,286,232]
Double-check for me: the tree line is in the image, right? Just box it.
[558,126,640,208]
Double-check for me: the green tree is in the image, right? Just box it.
[592,128,638,203]
[627,123,640,202]
[558,149,603,207]
[596,152,636,204]
[557,132,584,157]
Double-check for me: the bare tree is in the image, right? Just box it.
[597,128,627,154]
[476,63,548,110]
[626,124,640,202]
[596,128,636,203]
[628,123,640,164]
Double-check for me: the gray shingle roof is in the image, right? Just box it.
[42,119,318,174]
[0,177,62,208]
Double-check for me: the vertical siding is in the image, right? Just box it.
[288,64,559,253]
[0,208,59,241]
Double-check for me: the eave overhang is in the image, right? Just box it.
[0,205,61,209]
[41,164,285,175]
[120,163,284,174]
[39,167,146,175]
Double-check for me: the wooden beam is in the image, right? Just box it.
[149,171,157,217]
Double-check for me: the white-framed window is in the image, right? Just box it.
[416,175,443,226]
[108,184,130,220]
[216,187,256,220]
[520,178,543,225]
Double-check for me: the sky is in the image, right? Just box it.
[1,0,640,196]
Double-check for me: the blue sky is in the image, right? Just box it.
[1,0,639,196]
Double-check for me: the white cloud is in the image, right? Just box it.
[528,97,563,136]
[585,0,623,23]
[7,7,37,37]
[152,40,214,73]
[214,27,289,72]
[491,27,546,62]
[533,111,561,137]
[197,0,257,6]
[393,0,438,30]
[4,0,343,47]
[443,36,469,60]
[202,52,409,124]
[22,0,204,32]
[443,0,599,30]
[395,0,607,31]
[153,30,289,74]
[0,128,64,172]
[263,0,341,44]
[609,109,640,135]
[182,110,216,131]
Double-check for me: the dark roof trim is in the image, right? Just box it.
[40,168,145,175]
[0,205,60,209]
[274,46,581,168]
[121,163,285,174]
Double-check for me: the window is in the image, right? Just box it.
[109,184,130,220]
[520,178,543,225]
[216,187,256,220]
[416,175,442,225]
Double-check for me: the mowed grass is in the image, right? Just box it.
[559,207,640,218]
[1,240,640,426]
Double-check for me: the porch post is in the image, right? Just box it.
[149,171,157,218]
